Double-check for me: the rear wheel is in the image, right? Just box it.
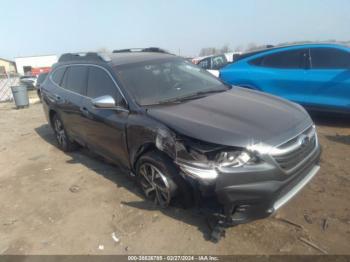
[136,151,193,208]
[52,114,78,152]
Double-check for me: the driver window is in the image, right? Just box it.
[310,48,350,69]
[87,66,123,104]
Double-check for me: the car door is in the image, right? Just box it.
[80,66,130,168]
[248,49,310,104]
[58,65,88,143]
[305,47,350,110]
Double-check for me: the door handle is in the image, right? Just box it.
[51,94,64,104]
[54,94,61,101]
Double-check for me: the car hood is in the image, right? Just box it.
[146,87,313,148]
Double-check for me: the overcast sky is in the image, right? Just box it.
[1,0,349,59]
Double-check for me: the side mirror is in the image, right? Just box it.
[92,95,116,108]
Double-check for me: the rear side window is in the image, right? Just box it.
[310,48,350,69]
[212,55,228,69]
[251,49,308,69]
[51,67,66,85]
[87,66,122,103]
[62,66,88,95]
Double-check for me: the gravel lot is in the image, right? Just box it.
[0,99,349,255]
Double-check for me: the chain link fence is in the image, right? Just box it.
[0,73,20,102]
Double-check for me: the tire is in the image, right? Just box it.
[52,114,79,152]
[37,89,42,102]
[136,151,193,208]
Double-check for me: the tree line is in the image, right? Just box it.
[198,40,350,57]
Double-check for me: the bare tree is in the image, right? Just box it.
[234,45,243,52]
[246,42,258,51]
[199,45,233,56]
[199,47,217,56]
[96,47,110,53]
[220,44,231,53]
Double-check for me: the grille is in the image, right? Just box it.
[272,126,317,171]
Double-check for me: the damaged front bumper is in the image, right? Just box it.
[178,142,321,225]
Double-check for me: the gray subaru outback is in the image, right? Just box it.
[40,48,321,241]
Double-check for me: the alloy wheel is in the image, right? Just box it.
[54,118,66,147]
[139,163,172,207]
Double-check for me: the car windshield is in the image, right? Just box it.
[115,58,229,106]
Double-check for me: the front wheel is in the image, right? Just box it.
[136,151,193,208]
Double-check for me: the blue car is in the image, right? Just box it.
[220,44,350,113]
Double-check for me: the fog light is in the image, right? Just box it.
[236,204,250,212]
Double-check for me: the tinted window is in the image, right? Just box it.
[251,49,307,69]
[51,67,66,85]
[37,73,48,85]
[310,48,350,69]
[87,67,122,102]
[211,55,228,69]
[62,66,88,95]
[198,58,210,69]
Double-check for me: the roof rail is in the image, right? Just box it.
[112,47,171,54]
[58,52,111,63]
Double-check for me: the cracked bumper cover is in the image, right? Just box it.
[179,145,321,224]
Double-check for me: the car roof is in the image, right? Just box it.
[193,54,226,61]
[56,51,178,68]
[235,43,349,62]
[109,52,176,66]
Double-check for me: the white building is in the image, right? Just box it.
[15,55,58,75]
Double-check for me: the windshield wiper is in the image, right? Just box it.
[190,89,228,96]
[157,89,227,105]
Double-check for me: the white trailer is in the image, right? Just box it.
[15,55,58,75]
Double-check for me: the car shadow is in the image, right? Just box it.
[34,124,214,241]
[309,111,350,128]
[325,134,350,146]
[308,112,350,146]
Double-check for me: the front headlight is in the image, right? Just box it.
[177,150,257,183]
[216,151,252,167]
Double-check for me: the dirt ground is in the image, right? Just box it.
[0,98,349,255]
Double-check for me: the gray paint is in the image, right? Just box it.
[147,87,312,148]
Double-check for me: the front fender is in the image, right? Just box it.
[126,114,177,170]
